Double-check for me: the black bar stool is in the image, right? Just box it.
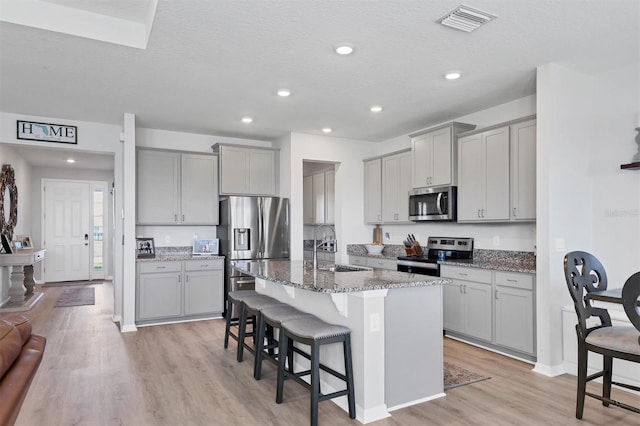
[237,295,285,362]
[254,304,311,380]
[276,316,356,426]
[224,290,258,352]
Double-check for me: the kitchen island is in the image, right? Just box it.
[232,260,449,424]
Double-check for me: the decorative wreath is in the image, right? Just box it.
[0,164,18,241]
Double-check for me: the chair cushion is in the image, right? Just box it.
[242,295,283,312]
[227,290,259,303]
[282,316,351,340]
[586,326,640,355]
[261,305,311,326]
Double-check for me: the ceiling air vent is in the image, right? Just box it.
[436,4,497,32]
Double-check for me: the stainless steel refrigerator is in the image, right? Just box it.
[218,196,289,315]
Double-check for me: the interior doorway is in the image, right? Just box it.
[42,179,109,283]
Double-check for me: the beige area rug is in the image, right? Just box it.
[444,361,490,390]
[43,280,104,287]
[55,287,95,307]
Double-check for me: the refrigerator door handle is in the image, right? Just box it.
[258,197,264,257]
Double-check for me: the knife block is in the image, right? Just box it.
[404,242,423,257]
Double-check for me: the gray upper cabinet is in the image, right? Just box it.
[510,119,536,221]
[137,149,218,225]
[457,115,536,223]
[457,127,510,222]
[364,158,382,224]
[381,150,412,223]
[215,144,278,196]
[410,122,475,188]
[303,169,335,225]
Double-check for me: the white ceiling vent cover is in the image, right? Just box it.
[436,5,497,32]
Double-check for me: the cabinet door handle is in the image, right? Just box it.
[507,279,518,283]
[378,214,381,221]
[459,285,463,294]
[182,214,185,221]
[458,272,468,276]
[495,290,499,299]
[513,207,517,217]
[177,274,181,282]
[463,285,467,294]
[481,209,485,218]
[156,266,166,269]
[174,214,178,222]
[186,275,189,282]
[477,209,481,218]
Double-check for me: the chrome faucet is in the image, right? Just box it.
[313,224,337,270]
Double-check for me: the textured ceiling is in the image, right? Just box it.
[1,0,638,148]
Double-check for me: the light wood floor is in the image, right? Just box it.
[3,281,638,426]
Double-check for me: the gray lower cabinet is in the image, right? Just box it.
[442,267,493,341]
[441,265,536,360]
[494,271,535,355]
[137,259,224,324]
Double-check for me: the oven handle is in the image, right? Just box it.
[397,259,438,270]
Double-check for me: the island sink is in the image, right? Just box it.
[317,264,371,273]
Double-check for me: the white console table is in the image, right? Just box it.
[0,248,46,304]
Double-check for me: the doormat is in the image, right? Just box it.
[444,361,490,390]
[43,280,103,287]
[55,287,95,307]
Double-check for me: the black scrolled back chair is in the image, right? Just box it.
[622,271,640,343]
[564,251,640,419]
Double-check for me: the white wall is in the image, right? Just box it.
[536,58,640,375]
[0,144,33,304]
[285,132,374,263]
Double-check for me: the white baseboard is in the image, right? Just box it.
[120,323,137,333]
[532,362,565,377]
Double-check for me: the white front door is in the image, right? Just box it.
[44,180,91,282]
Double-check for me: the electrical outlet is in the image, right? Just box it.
[165,235,171,244]
[370,313,381,332]
[493,236,500,246]
[384,232,390,241]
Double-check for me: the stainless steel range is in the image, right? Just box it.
[396,237,474,276]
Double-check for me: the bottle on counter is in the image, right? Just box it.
[373,224,382,245]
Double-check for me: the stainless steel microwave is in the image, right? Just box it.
[408,185,457,222]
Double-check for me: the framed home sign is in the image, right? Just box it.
[17,120,77,144]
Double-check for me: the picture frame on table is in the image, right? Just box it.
[16,235,32,248]
[1,234,13,254]
[136,237,155,259]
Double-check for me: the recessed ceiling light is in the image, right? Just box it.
[66,158,75,163]
[370,105,383,113]
[335,44,354,55]
[277,89,291,97]
[445,71,461,80]
[322,128,332,133]
[241,117,253,123]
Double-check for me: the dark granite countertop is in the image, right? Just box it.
[231,259,449,293]
[136,246,225,262]
[346,244,536,274]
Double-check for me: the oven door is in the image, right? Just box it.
[397,259,440,276]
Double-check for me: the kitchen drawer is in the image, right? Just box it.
[184,258,223,271]
[495,271,534,290]
[440,265,492,283]
[138,261,182,274]
[367,257,397,270]
[349,256,368,267]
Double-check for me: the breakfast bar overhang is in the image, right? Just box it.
[232,260,449,424]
